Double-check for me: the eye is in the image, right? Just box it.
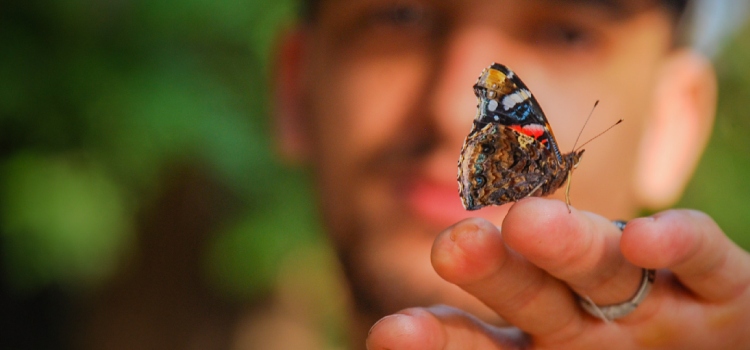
[329,2,442,55]
[534,22,598,51]
[368,3,429,27]
[371,4,425,25]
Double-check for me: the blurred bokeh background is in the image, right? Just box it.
[0,1,748,349]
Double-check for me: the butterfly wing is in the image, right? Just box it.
[459,123,568,210]
[472,63,564,163]
[457,63,571,210]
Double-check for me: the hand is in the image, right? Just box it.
[366,198,750,349]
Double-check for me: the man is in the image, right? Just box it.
[273,0,750,348]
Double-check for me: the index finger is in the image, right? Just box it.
[621,209,750,302]
[431,216,585,339]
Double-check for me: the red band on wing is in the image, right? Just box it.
[510,124,545,139]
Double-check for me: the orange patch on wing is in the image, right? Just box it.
[509,125,524,134]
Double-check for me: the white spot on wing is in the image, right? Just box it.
[502,96,515,110]
[487,99,498,112]
[502,89,531,111]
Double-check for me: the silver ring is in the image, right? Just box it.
[576,220,656,322]
[612,219,627,231]
[577,268,656,322]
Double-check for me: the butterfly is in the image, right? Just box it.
[457,63,610,211]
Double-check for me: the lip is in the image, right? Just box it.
[405,179,511,229]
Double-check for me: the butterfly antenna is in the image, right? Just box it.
[565,101,619,215]
[574,119,623,152]
[571,100,599,152]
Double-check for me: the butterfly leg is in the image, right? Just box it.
[524,181,546,199]
[564,170,573,213]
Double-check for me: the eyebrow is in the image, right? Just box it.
[552,0,684,20]
[301,0,686,23]
[557,0,642,14]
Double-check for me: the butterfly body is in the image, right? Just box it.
[457,63,584,211]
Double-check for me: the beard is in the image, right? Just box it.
[307,97,502,326]
[310,113,445,319]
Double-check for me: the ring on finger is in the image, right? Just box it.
[576,220,656,322]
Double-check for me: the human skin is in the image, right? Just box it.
[273,0,750,348]
[367,201,750,348]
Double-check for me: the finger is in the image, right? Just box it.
[366,306,525,350]
[431,216,587,340]
[621,209,750,302]
[502,198,644,307]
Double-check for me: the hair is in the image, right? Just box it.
[299,0,689,23]
[664,0,690,21]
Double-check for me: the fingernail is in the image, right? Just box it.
[368,314,396,336]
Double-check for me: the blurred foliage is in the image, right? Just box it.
[0,0,749,304]
[1,154,132,290]
[0,0,321,298]
[679,22,750,250]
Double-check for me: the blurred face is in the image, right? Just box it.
[291,0,674,324]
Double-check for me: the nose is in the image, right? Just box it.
[426,25,512,145]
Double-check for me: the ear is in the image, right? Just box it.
[271,27,311,164]
[633,49,717,209]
